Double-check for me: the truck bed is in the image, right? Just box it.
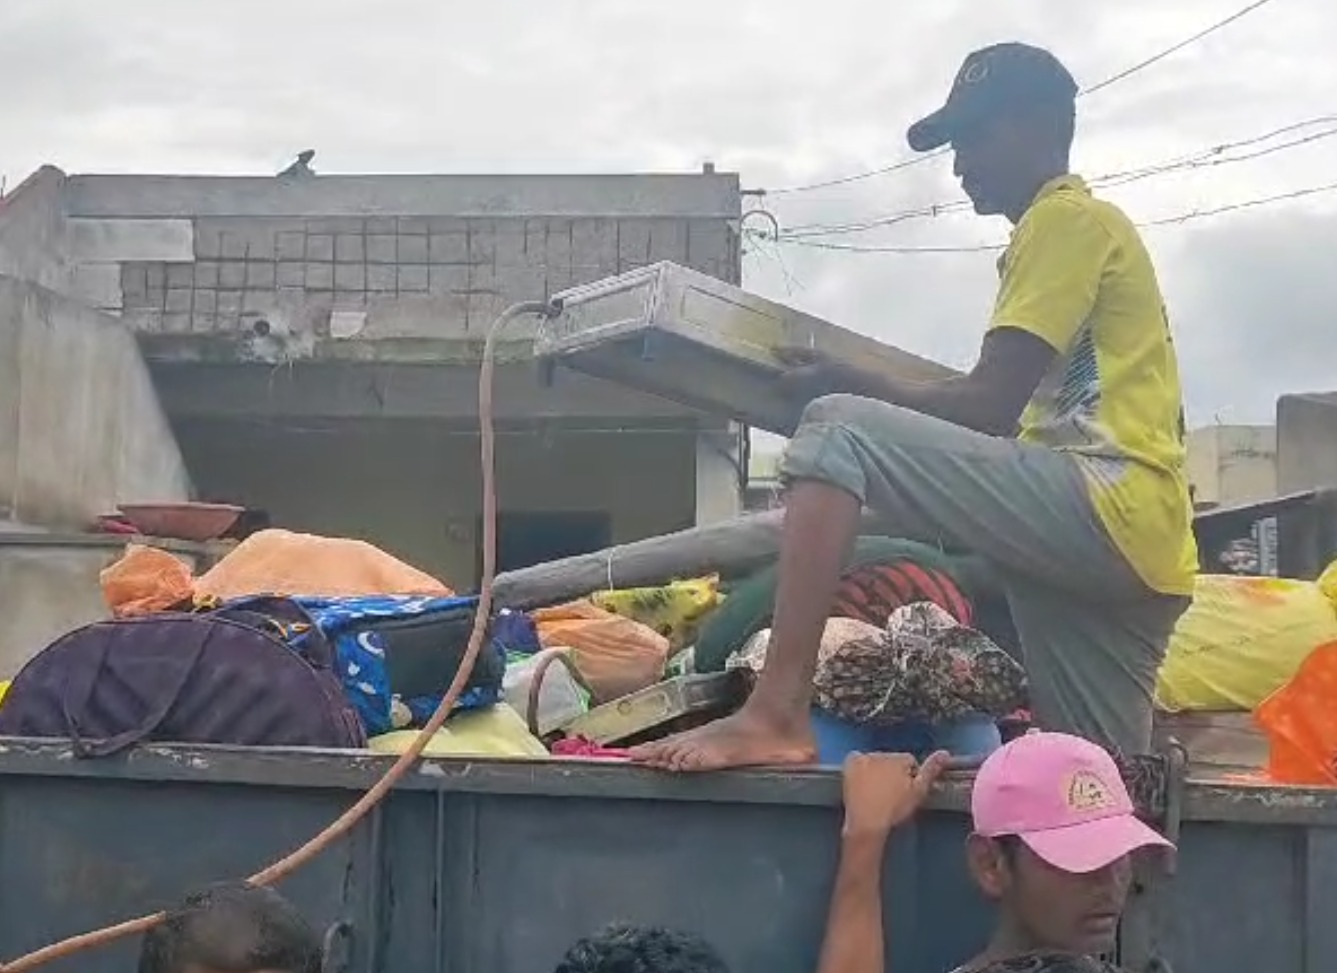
[0,740,1333,972]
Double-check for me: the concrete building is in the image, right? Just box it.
[0,161,745,670]
[1277,392,1337,495]
[1186,424,1278,510]
[744,449,784,512]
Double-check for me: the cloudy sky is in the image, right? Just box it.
[3,0,1334,435]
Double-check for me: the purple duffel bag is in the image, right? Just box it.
[0,597,366,756]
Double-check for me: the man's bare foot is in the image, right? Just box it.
[628,710,817,772]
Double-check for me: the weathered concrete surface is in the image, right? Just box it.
[173,416,700,587]
[0,275,192,527]
[65,173,742,219]
[0,166,746,560]
[0,167,72,293]
[1277,392,1337,494]
[69,218,195,264]
[694,426,745,526]
[55,172,738,337]
[118,213,738,337]
[5,169,742,339]
[1186,424,1278,508]
[0,534,217,676]
[145,356,705,423]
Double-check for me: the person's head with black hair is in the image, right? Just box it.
[138,882,321,973]
[554,924,730,973]
[907,43,1079,223]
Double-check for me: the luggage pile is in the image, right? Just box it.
[8,514,1334,783]
[0,521,1022,765]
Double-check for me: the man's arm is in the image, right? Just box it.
[840,329,1057,437]
[815,752,948,973]
[782,197,1113,437]
[815,828,893,973]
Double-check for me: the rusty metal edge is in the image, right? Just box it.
[1,738,1333,824]
[0,737,974,811]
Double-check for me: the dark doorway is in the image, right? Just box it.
[478,510,613,576]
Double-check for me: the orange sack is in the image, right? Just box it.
[101,530,454,617]
[530,600,670,703]
[100,544,196,617]
[195,529,453,601]
[1255,639,1337,786]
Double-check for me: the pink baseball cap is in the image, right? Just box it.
[971,732,1174,873]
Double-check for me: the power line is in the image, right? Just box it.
[759,178,1337,254]
[1081,0,1278,95]
[780,115,1337,239]
[1139,179,1337,226]
[1095,117,1337,188]
[768,0,1283,196]
[766,236,1001,255]
[768,149,946,196]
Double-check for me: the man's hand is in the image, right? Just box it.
[816,751,951,973]
[841,751,950,840]
[775,347,874,406]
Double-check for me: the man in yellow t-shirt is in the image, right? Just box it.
[632,43,1196,773]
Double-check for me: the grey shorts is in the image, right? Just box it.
[780,393,1190,754]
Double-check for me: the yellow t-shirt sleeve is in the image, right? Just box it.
[989,197,1117,353]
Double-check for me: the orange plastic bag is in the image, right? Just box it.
[531,600,670,703]
[1254,640,1337,786]
[196,529,453,601]
[100,544,196,618]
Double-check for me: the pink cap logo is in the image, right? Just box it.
[1064,769,1118,813]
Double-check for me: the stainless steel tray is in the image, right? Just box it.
[536,262,956,435]
[560,672,743,745]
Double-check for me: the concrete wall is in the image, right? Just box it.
[1277,392,1337,494]
[0,535,215,677]
[146,357,707,425]
[114,213,736,339]
[59,173,741,341]
[172,417,699,588]
[1186,424,1277,508]
[0,167,72,294]
[0,168,744,555]
[0,275,192,528]
[694,427,746,526]
[0,168,742,347]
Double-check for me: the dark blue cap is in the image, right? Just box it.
[907,43,1078,152]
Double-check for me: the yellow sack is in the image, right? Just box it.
[591,576,722,650]
[1155,574,1337,712]
[1319,558,1337,607]
[368,705,547,759]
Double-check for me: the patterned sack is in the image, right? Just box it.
[813,602,1027,726]
[962,954,1130,973]
[726,618,883,675]
[694,537,975,673]
[832,559,973,628]
[234,594,506,737]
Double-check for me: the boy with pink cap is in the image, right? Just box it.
[953,732,1174,971]
[553,734,1169,973]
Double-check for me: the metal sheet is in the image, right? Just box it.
[561,672,743,744]
[537,262,957,435]
[0,742,1335,972]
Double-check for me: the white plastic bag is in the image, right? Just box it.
[502,649,588,736]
